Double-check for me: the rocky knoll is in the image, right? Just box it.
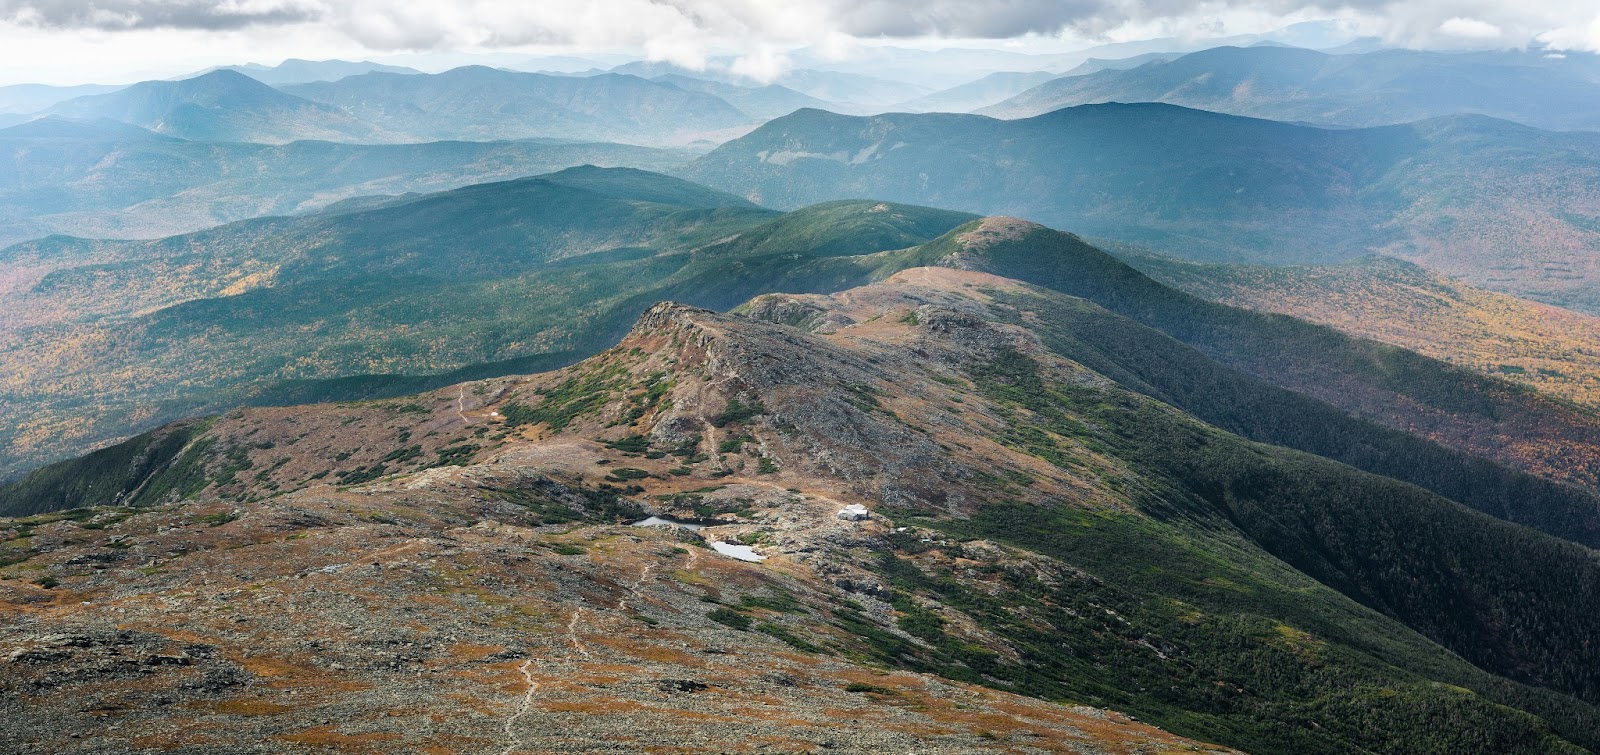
[0,277,1237,753]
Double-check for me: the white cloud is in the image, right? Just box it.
[728,43,792,81]
[3,1,1600,85]
[1538,14,1600,52]
[1437,16,1501,40]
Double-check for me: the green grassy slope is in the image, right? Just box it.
[0,175,974,477]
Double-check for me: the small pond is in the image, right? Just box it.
[630,516,764,562]
[709,541,766,562]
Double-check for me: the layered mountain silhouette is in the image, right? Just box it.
[281,67,754,145]
[0,82,124,114]
[45,70,392,144]
[650,74,833,120]
[609,60,925,110]
[208,58,423,86]
[683,103,1600,312]
[982,46,1600,130]
[0,117,689,248]
[893,71,1058,113]
[28,66,762,148]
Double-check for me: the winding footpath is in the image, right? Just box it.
[500,553,688,750]
[498,659,539,755]
[620,562,657,611]
[566,608,593,658]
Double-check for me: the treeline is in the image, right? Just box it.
[0,419,213,517]
[950,346,1600,745]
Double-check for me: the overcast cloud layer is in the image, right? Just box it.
[2,0,1599,85]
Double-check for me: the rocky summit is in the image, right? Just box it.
[0,269,1248,753]
[6,262,1600,753]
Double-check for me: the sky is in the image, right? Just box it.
[0,0,1598,85]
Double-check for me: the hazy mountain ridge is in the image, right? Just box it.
[0,122,693,249]
[683,103,1600,312]
[608,60,922,111]
[0,83,125,114]
[207,58,423,85]
[650,74,834,120]
[21,65,763,151]
[982,46,1600,131]
[44,70,394,144]
[281,67,755,145]
[892,71,1059,113]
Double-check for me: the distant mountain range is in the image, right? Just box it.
[982,46,1600,130]
[682,103,1600,312]
[0,116,690,248]
[206,58,422,86]
[609,61,926,111]
[19,65,762,149]
[650,74,834,120]
[21,80,1600,313]
[892,71,1058,113]
[44,70,391,144]
[891,54,1186,114]
[0,82,124,114]
[772,23,1370,88]
[1057,52,1183,76]
[23,45,1598,156]
[281,67,756,145]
